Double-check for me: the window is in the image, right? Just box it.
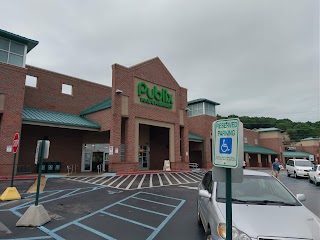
[0,37,26,67]
[62,84,73,95]
[204,102,216,116]
[244,137,248,143]
[254,139,258,145]
[25,75,37,88]
[202,171,212,192]
[188,102,204,117]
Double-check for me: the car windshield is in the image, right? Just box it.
[216,175,300,206]
[295,161,312,167]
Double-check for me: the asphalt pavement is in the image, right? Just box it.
[0,169,319,240]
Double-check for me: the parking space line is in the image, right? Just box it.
[38,225,65,240]
[1,236,52,240]
[146,200,185,240]
[175,172,190,183]
[131,197,176,207]
[126,174,138,190]
[140,191,185,201]
[99,176,115,185]
[118,202,169,217]
[107,176,123,186]
[169,173,181,184]
[116,175,131,188]
[79,177,91,181]
[101,211,156,230]
[63,188,80,197]
[52,192,141,233]
[163,173,172,185]
[74,222,116,240]
[157,174,164,186]
[137,174,146,189]
[150,174,153,187]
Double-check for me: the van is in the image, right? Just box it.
[286,159,313,178]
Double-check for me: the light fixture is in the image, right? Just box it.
[185,108,191,111]
[116,89,123,94]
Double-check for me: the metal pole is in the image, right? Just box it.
[226,168,232,240]
[10,153,17,187]
[35,140,44,206]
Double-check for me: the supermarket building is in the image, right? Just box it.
[0,30,319,176]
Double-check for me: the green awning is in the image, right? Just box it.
[244,145,278,154]
[22,108,101,130]
[282,151,312,157]
[188,133,204,142]
[80,98,112,116]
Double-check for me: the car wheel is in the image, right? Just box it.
[309,177,313,183]
[314,178,319,186]
[294,171,298,179]
[287,170,291,177]
[205,227,211,240]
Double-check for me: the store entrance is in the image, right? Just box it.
[92,152,103,171]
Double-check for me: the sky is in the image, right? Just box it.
[1,0,319,122]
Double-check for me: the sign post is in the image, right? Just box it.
[0,133,21,201]
[213,118,243,240]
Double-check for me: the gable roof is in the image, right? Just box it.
[80,98,112,116]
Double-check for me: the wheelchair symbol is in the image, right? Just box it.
[219,138,232,154]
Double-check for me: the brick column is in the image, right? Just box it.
[268,155,272,168]
[258,154,262,167]
[180,126,189,169]
[245,153,250,167]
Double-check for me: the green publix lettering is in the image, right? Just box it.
[138,82,173,108]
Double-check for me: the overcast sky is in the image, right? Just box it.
[1,0,319,122]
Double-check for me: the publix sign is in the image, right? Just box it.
[137,82,173,109]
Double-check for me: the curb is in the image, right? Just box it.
[0,175,38,181]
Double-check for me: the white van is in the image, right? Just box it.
[286,159,313,178]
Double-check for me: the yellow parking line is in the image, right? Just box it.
[27,177,47,193]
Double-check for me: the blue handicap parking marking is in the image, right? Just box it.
[219,137,232,154]
[49,191,185,240]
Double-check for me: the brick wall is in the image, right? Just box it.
[109,58,189,172]
[84,109,112,131]
[0,63,27,176]
[244,129,259,145]
[24,65,112,115]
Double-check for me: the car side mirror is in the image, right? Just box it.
[199,190,212,199]
[296,194,306,202]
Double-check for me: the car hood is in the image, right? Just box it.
[217,203,320,239]
[296,166,313,170]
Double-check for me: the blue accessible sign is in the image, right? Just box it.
[213,118,243,168]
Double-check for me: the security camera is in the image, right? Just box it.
[116,89,123,94]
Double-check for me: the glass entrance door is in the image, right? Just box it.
[92,152,104,172]
[83,152,92,171]
[139,145,150,170]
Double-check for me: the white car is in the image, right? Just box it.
[197,170,320,240]
[309,164,320,186]
[286,159,313,178]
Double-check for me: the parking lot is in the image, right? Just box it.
[0,169,319,240]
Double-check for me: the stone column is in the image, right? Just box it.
[245,153,250,167]
[268,155,272,168]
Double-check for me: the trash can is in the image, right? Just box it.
[46,162,55,173]
[54,162,61,173]
[40,162,47,173]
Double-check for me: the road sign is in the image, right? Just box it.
[213,118,243,168]
[35,141,41,164]
[309,155,314,161]
[35,140,50,164]
[12,133,20,153]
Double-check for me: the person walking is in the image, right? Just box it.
[272,158,281,179]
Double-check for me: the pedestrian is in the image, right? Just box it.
[272,158,281,178]
[243,160,246,169]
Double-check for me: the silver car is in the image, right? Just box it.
[197,169,320,240]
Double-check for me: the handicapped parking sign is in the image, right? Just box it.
[219,138,232,154]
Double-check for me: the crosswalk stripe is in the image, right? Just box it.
[100,176,115,185]
[180,172,197,182]
[157,174,163,186]
[184,172,202,181]
[126,174,138,190]
[150,174,153,187]
[163,173,172,185]
[169,173,181,184]
[116,175,131,188]
[108,176,123,186]
[92,177,105,184]
[176,172,191,183]
[137,174,146,189]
